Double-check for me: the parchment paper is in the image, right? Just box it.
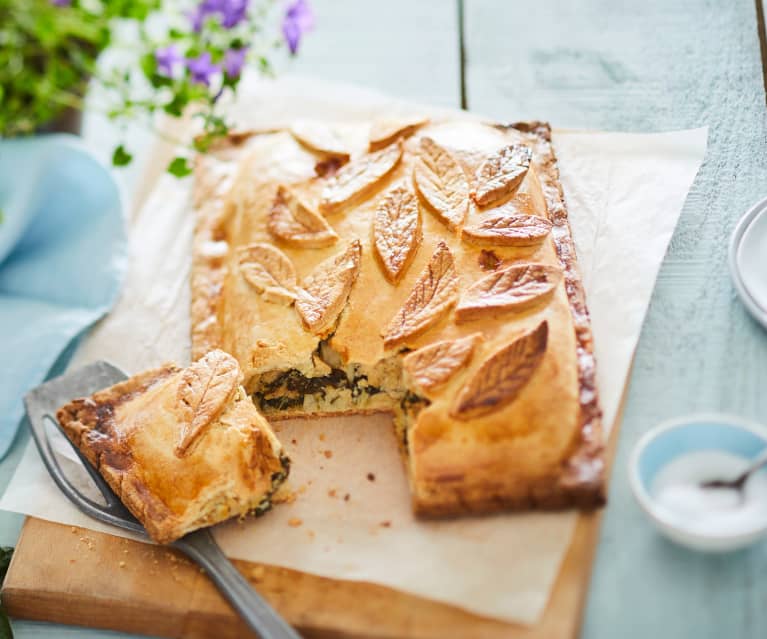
[0,76,708,625]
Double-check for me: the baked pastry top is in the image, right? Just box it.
[56,350,289,543]
[191,117,605,515]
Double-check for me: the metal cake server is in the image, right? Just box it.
[24,361,301,639]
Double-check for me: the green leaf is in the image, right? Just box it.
[139,53,156,79]
[163,87,190,117]
[140,53,171,89]
[0,546,12,638]
[0,604,12,639]
[193,135,212,153]
[0,209,4,226]
[0,547,12,583]
[112,145,133,167]
[167,157,193,178]
[103,0,161,20]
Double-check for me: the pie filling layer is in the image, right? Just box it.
[248,337,429,449]
[187,450,291,529]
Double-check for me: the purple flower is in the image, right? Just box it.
[224,47,248,78]
[190,0,249,31]
[155,45,183,78]
[190,0,222,31]
[50,0,71,6]
[186,52,220,86]
[282,0,314,55]
[221,0,248,28]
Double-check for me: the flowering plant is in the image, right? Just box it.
[0,0,314,175]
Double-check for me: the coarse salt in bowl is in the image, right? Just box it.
[629,414,767,552]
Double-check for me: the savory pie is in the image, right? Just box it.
[191,117,605,515]
[56,350,289,543]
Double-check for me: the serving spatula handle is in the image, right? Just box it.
[174,529,302,639]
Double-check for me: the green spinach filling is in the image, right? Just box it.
[254,366,385,412]
[252,453,291,517]
[249,338,431,456]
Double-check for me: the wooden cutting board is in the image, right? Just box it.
[1,404,621,639]
[2,510,603,639]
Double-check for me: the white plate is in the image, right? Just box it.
[730,198,767,329]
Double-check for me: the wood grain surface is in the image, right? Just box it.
[2,1,767,638]
[2,513,600,639]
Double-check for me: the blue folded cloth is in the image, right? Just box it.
[0,134,126,458]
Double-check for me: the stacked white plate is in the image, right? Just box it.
[730,198,767,329]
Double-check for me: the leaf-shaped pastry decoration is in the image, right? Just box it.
[319,141,403,214]
[462,195,552,246]
[237,243,297,305]
[412,137,470,230]
[268,186,338,248]
[473,144,532,207]
[369,116,428,151]
[295,240,362,335]
[455,263,562,322]
[373,185,422,283]
[382,241,459,348]
[176,350,240,457]
[402,332,483,392]
[451,321,548,420]
[290,120,350,161]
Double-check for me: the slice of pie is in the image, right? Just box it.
[56,350,289,543]
[191,118,605,515]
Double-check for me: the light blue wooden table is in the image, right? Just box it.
[3,0,767,637]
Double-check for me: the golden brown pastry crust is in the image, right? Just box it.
[191,134,260,361]
[410,123,604,515]
[190,119,605,517]
[56,351,289,544]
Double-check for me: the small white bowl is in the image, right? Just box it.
[629,414,767,552]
